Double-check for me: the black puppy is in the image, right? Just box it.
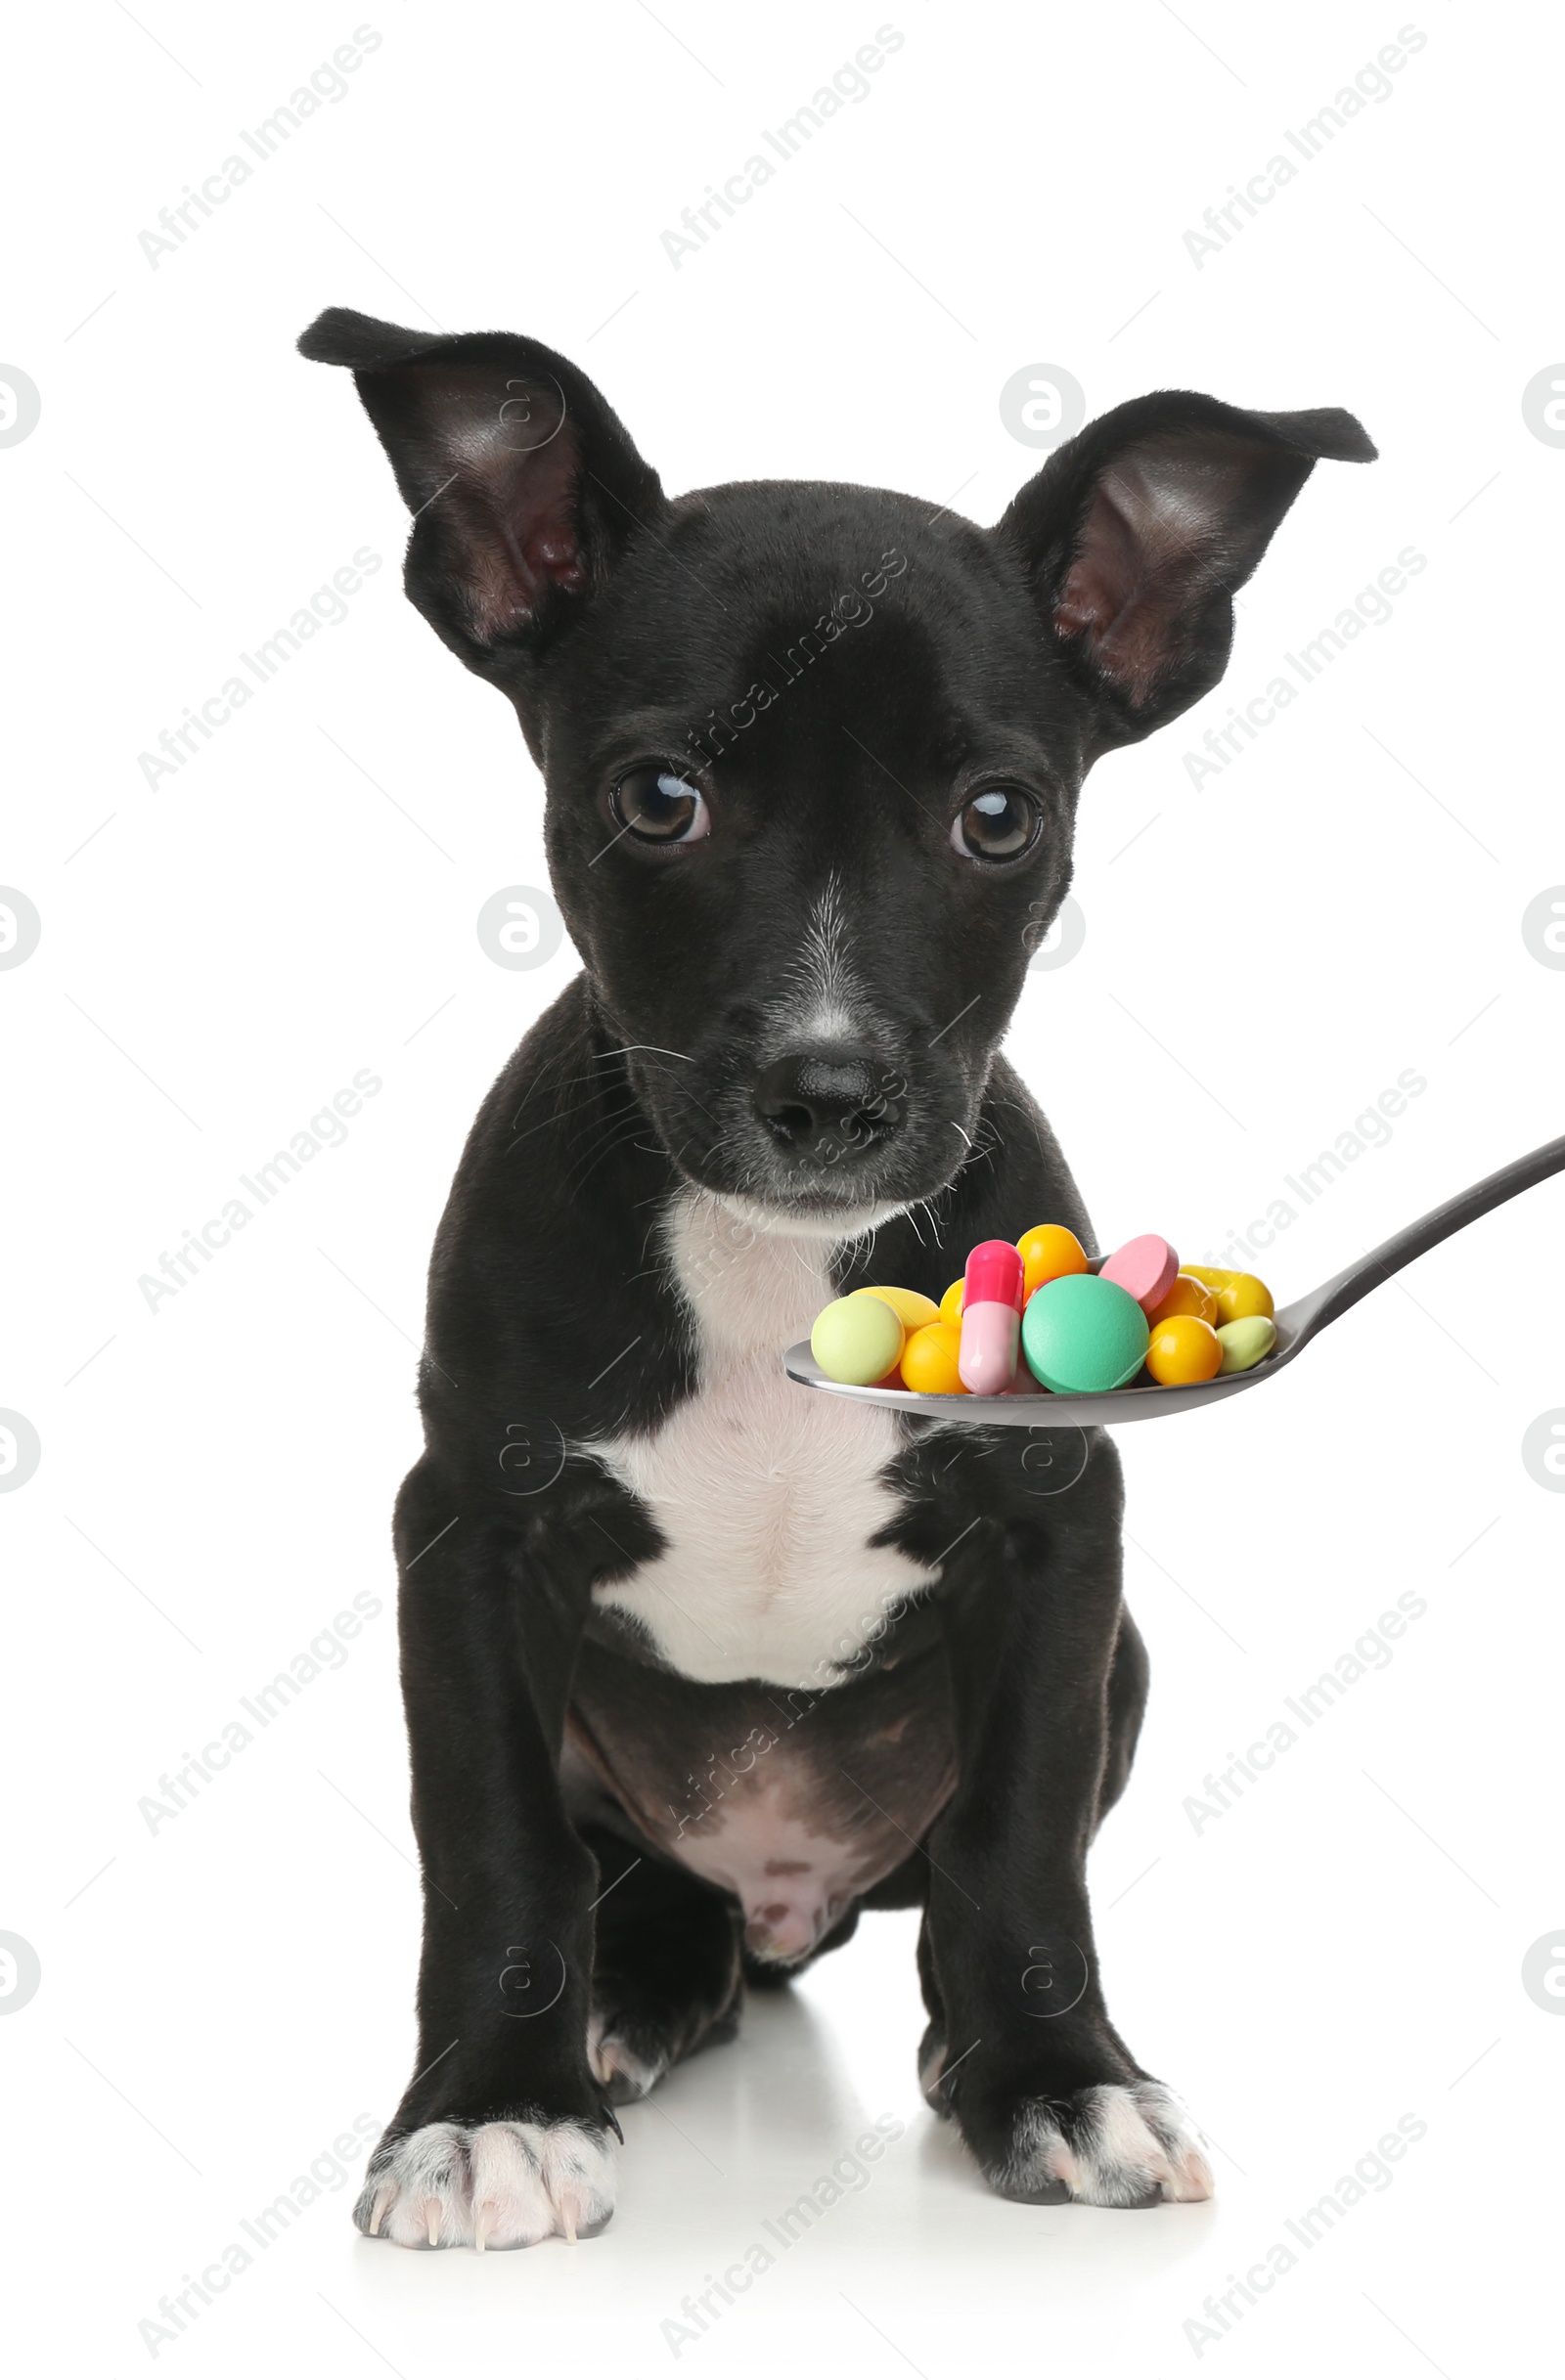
[300,307,1372,2249]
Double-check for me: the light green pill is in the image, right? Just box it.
[1216,1315,1277,1375]
[810,1293,904,1386]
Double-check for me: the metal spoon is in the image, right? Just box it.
[783,1130,1565,1429]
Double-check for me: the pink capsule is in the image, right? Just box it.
[959,1239,1024,1395]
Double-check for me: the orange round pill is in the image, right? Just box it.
[901,1320,968,1394]
[1015,1223,1090,1301]
[1144,1313,1224,1387]
[1146,1273,1219,1328]
[939,1277,965,1323]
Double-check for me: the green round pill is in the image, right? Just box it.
[1020,1272,1149,1393]
[1216,1315,1277,1374]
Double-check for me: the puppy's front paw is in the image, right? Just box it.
[354,2116,616,2249]
[989,2082,1213,2208]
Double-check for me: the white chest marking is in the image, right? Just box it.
[591,1197,932,1687]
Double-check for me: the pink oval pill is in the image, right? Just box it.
[1099,1233,1180,1315]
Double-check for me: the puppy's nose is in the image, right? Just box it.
[753,1045,903,1157]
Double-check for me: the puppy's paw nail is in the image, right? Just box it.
[423,2196,442,2248]
[368,2182,395,2237]
[473,2200,496,2252]
[587,2014,665,2105]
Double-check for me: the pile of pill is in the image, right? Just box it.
[808,1226,1278,1397]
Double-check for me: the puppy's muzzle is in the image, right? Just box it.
[752,1043,906,1165]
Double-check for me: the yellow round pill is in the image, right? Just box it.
[900,1320,967,1395]
[1144,1313,1224,1387]
[1183,1265,1274,1322]
[1016,1223,1090,1301]
[811,1295,905,1387]
[1146,1273,1219,1327]
[939,1277,965,1323]
[1213,1273,1274,1323]
[849,1285,940,1332]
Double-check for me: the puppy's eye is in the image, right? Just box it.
[611,764,710,845]
[951,785,1041,862]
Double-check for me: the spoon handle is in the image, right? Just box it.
[1277,1128,1565,1348]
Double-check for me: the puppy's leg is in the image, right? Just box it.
[920,1433,1212,2210]
[355,1461,616,2251]
[582,1829,743,2103]
[1098,1609,1150,1821]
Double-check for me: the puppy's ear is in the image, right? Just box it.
[298,307,663,680]
[996,391,1375,748]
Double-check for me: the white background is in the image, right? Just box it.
[4,2,1562,2372]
